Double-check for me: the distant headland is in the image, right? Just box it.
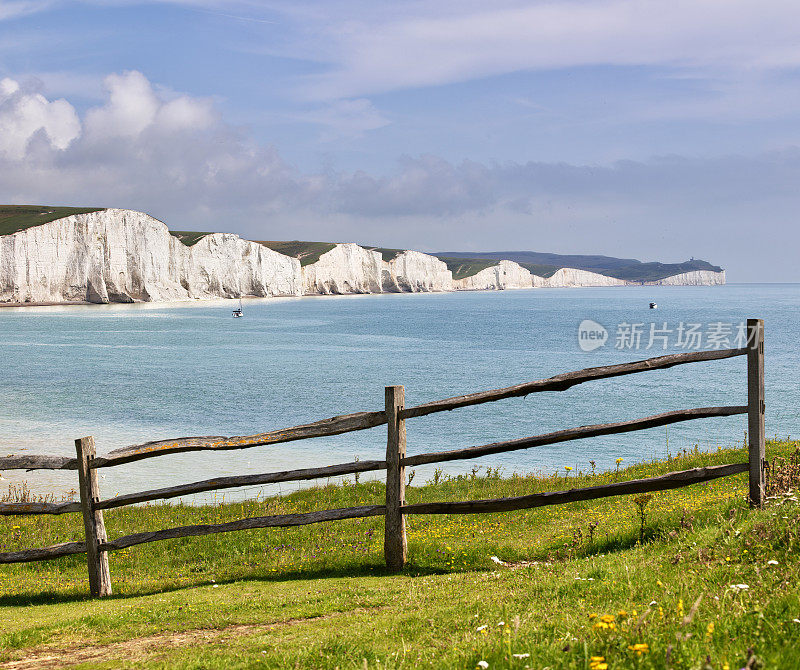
[0,206,725,305]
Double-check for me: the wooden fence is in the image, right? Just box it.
[0,319,766,597]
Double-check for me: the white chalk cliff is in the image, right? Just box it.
[301,243,383,295]
[382,250,452,292]
[0,209,302,303]
[544,267,629,288]
[644,270,726,286]
[453,260,535,290]
[0,208,726,305]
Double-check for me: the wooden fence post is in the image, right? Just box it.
[747,319,765,508]
[76,436,112,597]
[384,385,407,571]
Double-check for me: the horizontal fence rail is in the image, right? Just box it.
[94,459,387,511]
[403,406,747,467]
[399,347,747,420]
[0,541,87,565]
[0,323,766,598]
[0,455,78,471]
[403,463,749,515]
[96,411,388,469]
[99,505,387,553]
[0,501,81,516]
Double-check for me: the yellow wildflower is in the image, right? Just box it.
[706,621,715,641]
[593,614,616,631]
[628,643,650,655]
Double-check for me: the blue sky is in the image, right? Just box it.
[1,0,799,280]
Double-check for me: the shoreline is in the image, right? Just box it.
[0,282,730,310]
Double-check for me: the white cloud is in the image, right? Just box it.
[84,71,160,139]
[296,98,390,141]
[0,0,51,21]
[0,77,80,158]
[156,95,216,132]
[287,0,800,100]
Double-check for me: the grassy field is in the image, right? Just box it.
[363,247,404,262]
[438,258,559,280]
[0,206,104,237]
[1,441,798,669]
[438,257,503,280]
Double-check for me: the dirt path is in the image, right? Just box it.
[1,607,382,669]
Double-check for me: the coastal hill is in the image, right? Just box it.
[0,206,725,304]
[434,250,723,284]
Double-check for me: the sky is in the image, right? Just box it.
[0,1,799,280]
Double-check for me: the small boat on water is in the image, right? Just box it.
[649,302,657,309]
[232,298,244,318]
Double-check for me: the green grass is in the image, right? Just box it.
[604,261,725,283]
[258,240,338,266]
[519,262,561,278]
[438,257,502,280]
[0,205,105,236]
[363,246,405,262]
[439,257,562,280]
[1,440,798,668]
[169,231,213,247]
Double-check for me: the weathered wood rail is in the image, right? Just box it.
[0,319,766,598]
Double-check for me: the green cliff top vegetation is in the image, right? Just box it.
[258,240,338,266]
[0,206,105,237]
[169,231,213,246]
[363,246,404,262]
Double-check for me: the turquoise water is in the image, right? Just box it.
[1,284,797,501]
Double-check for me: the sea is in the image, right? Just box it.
[0,284,797,503]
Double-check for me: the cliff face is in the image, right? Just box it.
[184,233,302,299]
[382,250,452,292]
[0,209,302,303]
[0,208,726,304]
[644,270,726,286]
[451,262,631,290]
[453,260,534,290]
[544,268,629,287]
[301,243,383,295]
